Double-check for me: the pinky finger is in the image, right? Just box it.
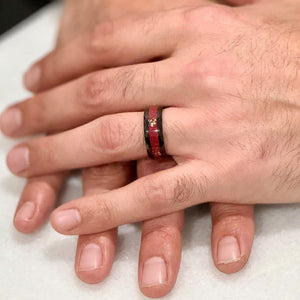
[14,172,68,233]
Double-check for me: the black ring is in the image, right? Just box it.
[144,106,166,159]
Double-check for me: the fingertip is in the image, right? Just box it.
[50,209,66,234]
[76,269,106,285]
[214,235,249,274]
[14,179,61,234]
[212,232,254,274]
[210,204,255,274]
[6,146,30,175]
[0,107,22,137]
[139,256,172,298]
[14,219,37,234]
[138,213,184,298]
[75,235,116,284]
[23,64,41,92]
[140,285,171,299]
[50,208,82,234]
[76,243,105,284]
[215,254,249,274]
[14,201,37,233]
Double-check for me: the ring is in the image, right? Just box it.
[144,106,167,159]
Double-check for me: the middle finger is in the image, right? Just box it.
[0,60,181,138]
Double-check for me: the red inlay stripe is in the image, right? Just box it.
[148,106,161,158]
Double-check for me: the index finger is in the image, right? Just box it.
[23,10,184,92]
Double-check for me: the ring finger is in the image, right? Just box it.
[6,108,197,178]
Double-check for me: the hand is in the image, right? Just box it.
[4,0,299,204]
[7,2,186,297]
[1,0,259,291]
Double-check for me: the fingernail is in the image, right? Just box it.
[0,108,22,135]
[217,236,241,264]
[53,209,81,231]
[24,65,40,90]
[78,243,103,271]
[15,202,35,221]
[142,257,167,287]
[7,146,30,174]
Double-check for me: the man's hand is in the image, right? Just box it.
[0,0,259,297]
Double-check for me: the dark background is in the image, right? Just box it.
[0,0,51,35]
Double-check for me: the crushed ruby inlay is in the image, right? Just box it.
[148,107,161,158]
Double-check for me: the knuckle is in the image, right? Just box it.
[142,225,180,244]
[83,162,133,191]
[85,163,129,179]
[116,67,140,102]
[83,167,111,192]
[181,54,242,98]
[140,177,168,211]
[219,214,245,228]
[92,116,127,153]
[87,20,115,53]
[80,73,113,110]
[83,166,107,179]
[181,60,214,89]
[140,14,160,36]
[109,65,156,105]
[211,204,253,225]
[216,215,247,236]
[140,173,197,211]
[181,58,225,86]
[183,5,235,29]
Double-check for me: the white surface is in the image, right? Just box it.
[0,3,300,300]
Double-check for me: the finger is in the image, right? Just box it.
[14,172,68,233]
[23,10,184,92]
[50,161,218,235]
[75,162,134,284]
[1,60,180,137]
[137,158,184,298]
[139,212,184,297]
[210,203,255,274]
[6,108,190,177]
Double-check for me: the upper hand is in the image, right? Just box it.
[3,2,296,234]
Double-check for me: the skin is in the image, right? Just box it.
[0,0,269,297]
[2,0,300,234]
